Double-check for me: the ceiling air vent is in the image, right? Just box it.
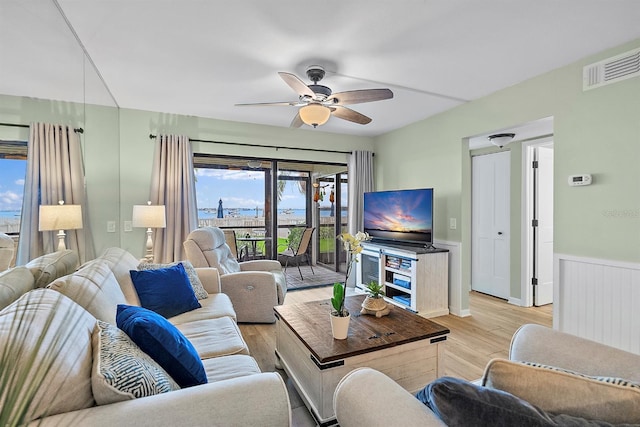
[583,47,640,91]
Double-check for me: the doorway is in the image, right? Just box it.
[471,151,511,299]
[523,140,554,306]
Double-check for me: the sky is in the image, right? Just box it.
[195,168,307,210]
[0,159,26,211]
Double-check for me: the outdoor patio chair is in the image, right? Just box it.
[184,226,286,323]
[223,229,247,261]
[280,227,315,280]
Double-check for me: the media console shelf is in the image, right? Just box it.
[356,241,449,318]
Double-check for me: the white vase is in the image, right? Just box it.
[330,312,350,339]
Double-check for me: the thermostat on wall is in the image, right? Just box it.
[568,174,592,186]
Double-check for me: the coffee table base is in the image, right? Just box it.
[275,319,446,426]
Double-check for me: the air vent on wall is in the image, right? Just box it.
[583,47,640,91]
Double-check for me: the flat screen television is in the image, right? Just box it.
[363,188,433,247]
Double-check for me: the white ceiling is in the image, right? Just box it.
[2,0,640,137]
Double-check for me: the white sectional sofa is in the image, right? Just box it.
[0,247,291,426]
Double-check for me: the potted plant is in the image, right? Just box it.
[330,231,370,339]
[362,281,388,312]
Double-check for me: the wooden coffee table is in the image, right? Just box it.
[274,294,449,426]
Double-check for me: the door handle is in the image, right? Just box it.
[498,232,503,235]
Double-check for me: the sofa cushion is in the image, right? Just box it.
[0,266,35,311]
[0,289,95,421]
[116,304,207,388]
[91,320,180,405]
[48,259,127,324]
[418,376,622,427]
[482,358,640,425]
[201,354,261,383]
[130,263,201,318]
[138,260,208,300]
[168,293,236,325]
[175,316,250,359]
[98,247,142,306]
[26,249,78,288]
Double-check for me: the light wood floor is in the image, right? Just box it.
[238,287,552,425]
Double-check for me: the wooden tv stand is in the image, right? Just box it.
[356,241,449,317]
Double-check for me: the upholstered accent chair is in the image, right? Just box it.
[0,233,15,272]
[183,227,286,323]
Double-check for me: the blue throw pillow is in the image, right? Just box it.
[130,263,201,318]
[116,304,207,388]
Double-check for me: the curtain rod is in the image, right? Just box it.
[148,134,352,155]
[0,122,84,134]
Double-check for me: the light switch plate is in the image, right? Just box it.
[449,218,457,229]
[124,221,132,232]
[107,221,116,233]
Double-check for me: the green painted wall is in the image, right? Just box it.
[374,38,640,311]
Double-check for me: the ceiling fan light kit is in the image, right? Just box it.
[236,64,393,128]
[488,133,516,148]
[299,104,331,127]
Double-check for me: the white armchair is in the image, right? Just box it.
[183,227,287,323]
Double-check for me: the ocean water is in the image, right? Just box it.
[0,210,21,221]
[198,207,345,219]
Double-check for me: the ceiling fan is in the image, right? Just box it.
[236,65,393,128]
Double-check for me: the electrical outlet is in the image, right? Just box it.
[124,221,132,232]
[107,221,116,233]
[449,218,457,230]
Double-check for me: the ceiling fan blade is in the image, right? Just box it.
[331,106,372,125]
[327,88,393,105]
[235,101,300,107]
[278,72,315,98]
[290,112,304,128]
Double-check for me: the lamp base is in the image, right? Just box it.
[56,230,67,251]
[144,228,154,262]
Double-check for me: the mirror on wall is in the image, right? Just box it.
[0,0,121,257]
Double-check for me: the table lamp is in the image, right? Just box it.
[132,201,166,262]
[39,201,83,251]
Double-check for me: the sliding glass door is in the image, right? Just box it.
[193,155,347,269]
[315,172,348,273]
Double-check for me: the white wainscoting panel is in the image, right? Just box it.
[554,254,640,355]
[434,240,466,317]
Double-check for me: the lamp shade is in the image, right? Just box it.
[132,204,166,228]
[39,204,83,231]
[299,104,331,127]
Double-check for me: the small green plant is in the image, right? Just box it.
[331,283,345,315]
[364,281,384,298]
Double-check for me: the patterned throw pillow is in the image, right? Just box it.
[138,260,208,300]
[91,320,180,405]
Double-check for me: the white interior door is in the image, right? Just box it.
[472,152,510,300]
[534,146,554,305]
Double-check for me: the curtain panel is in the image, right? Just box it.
[149,134,198,263]
[347,150,375,235]
[17,122,94,265]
